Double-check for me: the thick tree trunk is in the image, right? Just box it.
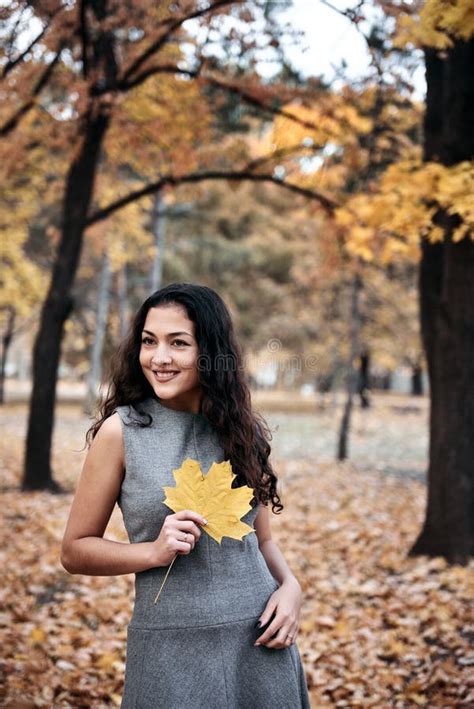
[22,108,110,491]
[411,234,474,561]
[409,39,474,562]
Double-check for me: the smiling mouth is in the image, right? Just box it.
[153,371,180,382]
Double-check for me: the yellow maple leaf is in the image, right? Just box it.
[154,458,255,604]
[162,458,255,544]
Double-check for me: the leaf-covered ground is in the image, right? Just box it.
[1,401,472,707]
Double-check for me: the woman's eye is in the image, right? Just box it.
[141,337,187,346]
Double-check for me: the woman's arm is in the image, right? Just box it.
[254,504,301,589]
[253,504,303,649]
[60,413,157,576]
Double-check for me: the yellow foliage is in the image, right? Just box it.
[0,110,65,321]
[394,0,474,49]
[272,97,372,153]
[336,157,474,263]
[85,172,156,272]
[0,224,47,321]
[269,86,421,205]
[105,71,212,178]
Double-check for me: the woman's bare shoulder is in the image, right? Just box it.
[92,411,123,442]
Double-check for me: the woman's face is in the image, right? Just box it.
[139,303,202,410]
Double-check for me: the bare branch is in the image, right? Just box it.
[320,0,367,25]
[2,26,48,79]
[0,49,62,137]
[113,62,327,136]
[80,0,90,80]
[86,169,337,226]
[204,76,324,133]
[1,6,65,79]
[115,63,199,92]
[319,0,386,78]
[120,0,244,85]
[245,143,325,172]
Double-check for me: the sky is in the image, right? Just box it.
[266,0,426,98]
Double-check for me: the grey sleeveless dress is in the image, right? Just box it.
[116,396,311,709]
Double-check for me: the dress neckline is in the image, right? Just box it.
[148,395,205,421]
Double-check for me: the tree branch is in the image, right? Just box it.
[112,62,329,137]
[86,169,338,226]
[320,0,367,26]
[204,75,322,132]
[80,0,90,80]
[245,142,325,172]
[120,0,244,86]
[2,26,48,79]
[114,63,199,93]
[319,0,386,78]
[0,49,62,137]
[117,62,325,135]
[1,6,65,79]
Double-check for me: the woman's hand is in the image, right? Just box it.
[149,509,207,567]
[254,577,303,650]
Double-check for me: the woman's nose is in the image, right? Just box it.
[151,346,173,365]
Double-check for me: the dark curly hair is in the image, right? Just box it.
[86,282,283,514]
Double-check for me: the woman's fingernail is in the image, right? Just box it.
[202,519,208,525]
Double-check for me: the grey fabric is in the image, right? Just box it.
[116,396,311,708]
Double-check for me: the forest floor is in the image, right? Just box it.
[1,396,473,707]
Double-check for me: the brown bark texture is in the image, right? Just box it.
[410,39,474,562]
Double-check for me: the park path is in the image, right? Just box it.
[3,389,429,483]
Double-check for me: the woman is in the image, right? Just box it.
[61,282,311,708]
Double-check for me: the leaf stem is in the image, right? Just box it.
[153,554,177,604]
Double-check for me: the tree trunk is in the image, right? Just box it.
[149,191,166,293]
[337,273,362,460]
[358,349,371,408]
[409,39,474,562]
[0,306,15,404]
[22,108,110,491]
[84,250,111,415]
[411,361,423,396]
[117,264,128,339]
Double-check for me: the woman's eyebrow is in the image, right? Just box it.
[142,329,193,338]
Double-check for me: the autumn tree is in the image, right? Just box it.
[323,0,474,560]
[271,61,423,455]
[0,0,332,491]
[397,0,474,561]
